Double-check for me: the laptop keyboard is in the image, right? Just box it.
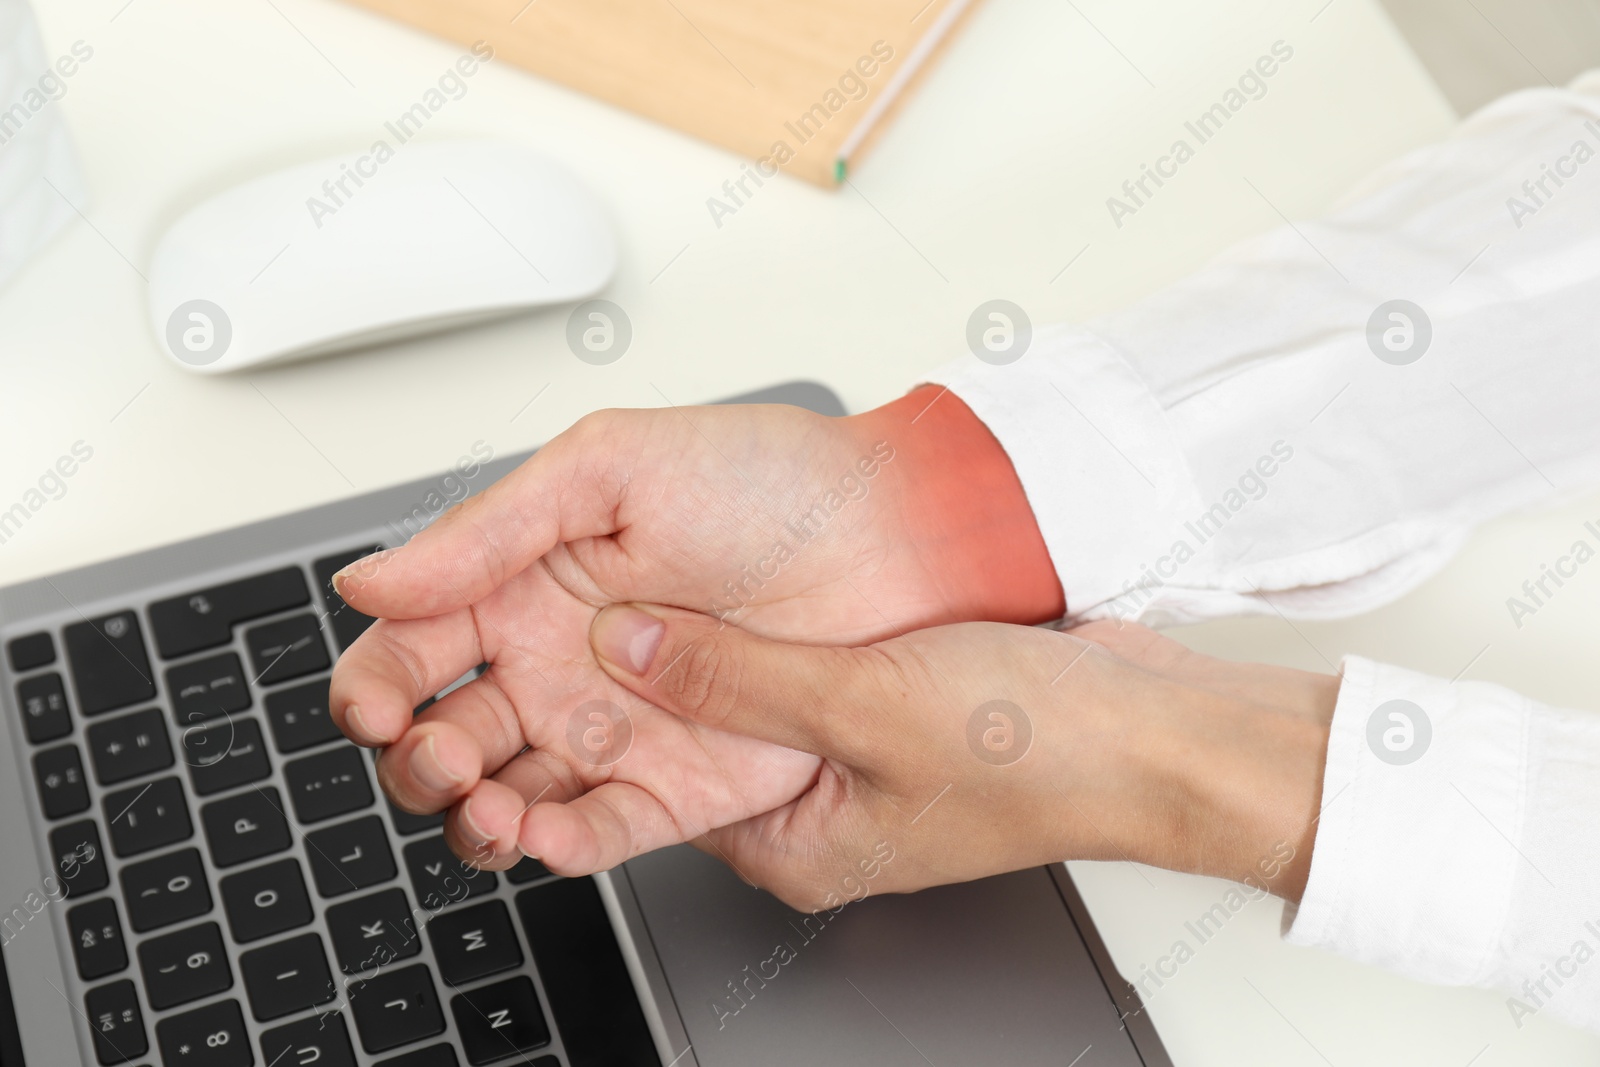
[5,545,661,1066]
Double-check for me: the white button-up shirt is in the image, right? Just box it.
[931,72,1600,1036]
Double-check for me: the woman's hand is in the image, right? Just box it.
[325,394,1059,870]
[573,606,1337,909]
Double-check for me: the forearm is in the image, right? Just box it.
[925,77,1600,627]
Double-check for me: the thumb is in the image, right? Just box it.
[589,603,856,755]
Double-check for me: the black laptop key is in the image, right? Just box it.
[351,964,445,1054]
[51,819,108,896]
[16,671,70,743]
[85,979,147,1065]
[67,897,128,980]
[264,677,343,753]
[6,630,54,671]
[222,858,312,943]
[306,815,395,898]
[378,1044,463,1067]
[202,785,292,867]
[64,611,155,717]
[285,745,371,823]
[33,743,90,819]
[87,707,173,785]
[167,652,251,726]
[314,546,383,651]
[515,878,658,1067]
[504,856,552,885]
[184,716,271,796]
[103,776,191,857]
[156,998,251,1067]
[262,1012,359,1067]
[122,847,211,932]
[326,887,421,974]
[405,836,496,911]
[149,565,310,659]
[139,921,232,1009]
[428,900,522,986]
[388,798,445,836]
[246,614,330,686]
[240,931,336,1020]
[450,977,550,1065]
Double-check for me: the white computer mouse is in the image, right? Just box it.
[147,139,618,373]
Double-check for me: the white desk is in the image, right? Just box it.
[5,0,1598,1062]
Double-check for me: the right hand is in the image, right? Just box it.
[327,394,1059,870]
[579,605,1334,910]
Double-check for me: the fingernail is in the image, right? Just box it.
[345,704,392,746]
[333,549,389,598]
[516,842,542,862]
[591,605,665,676]
[460,797,495,846]
[409,734,464,792]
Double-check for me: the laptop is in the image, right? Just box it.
[0,381,1171,1067]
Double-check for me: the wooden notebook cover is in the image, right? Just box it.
[340,0,982,187]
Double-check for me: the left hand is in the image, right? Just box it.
[325,397,1056,873]
[570,604,1336,909]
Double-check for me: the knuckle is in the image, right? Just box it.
[566,410,603,438]
[528,747,583,800]
[486,683,525,761]
[772,886,825,913]
[569,408,624,443]
[589,792,636,869]
[667,635,742,725]
[374,626,430,696]
[376,756,437,815]
[462,513,510,593]
[766,872,837,915]
[452,671,521,761]
[444,822,499,870]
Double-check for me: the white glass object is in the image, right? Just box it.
[0,0,85,291]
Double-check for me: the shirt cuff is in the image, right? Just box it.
[923,326,1207,622]
[1284,657,1525,986]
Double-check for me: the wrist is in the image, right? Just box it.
[1152,674,1335,902]
[851,386,1065,624]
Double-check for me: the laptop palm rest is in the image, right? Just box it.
[623,845,1148,1066]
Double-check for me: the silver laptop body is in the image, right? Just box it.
[0,382,1170,1067]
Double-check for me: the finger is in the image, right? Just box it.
[375,719,483,815]
[400,670,528,788]
[443,780,533,871]
[588,602,862,756]
[516,782,686,877]
[331,426,618,619]
[441,746,584,870]
[328,612,484,746]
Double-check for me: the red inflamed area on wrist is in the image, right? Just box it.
[856,384,1066,624]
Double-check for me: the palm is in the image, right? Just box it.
[338,403,957,868]
[544,403,947,643]
[466,559,823,844]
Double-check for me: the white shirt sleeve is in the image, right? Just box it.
[1290,658,1600,1035]
[928,75,1600,628]
[924,75,1600,1031]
